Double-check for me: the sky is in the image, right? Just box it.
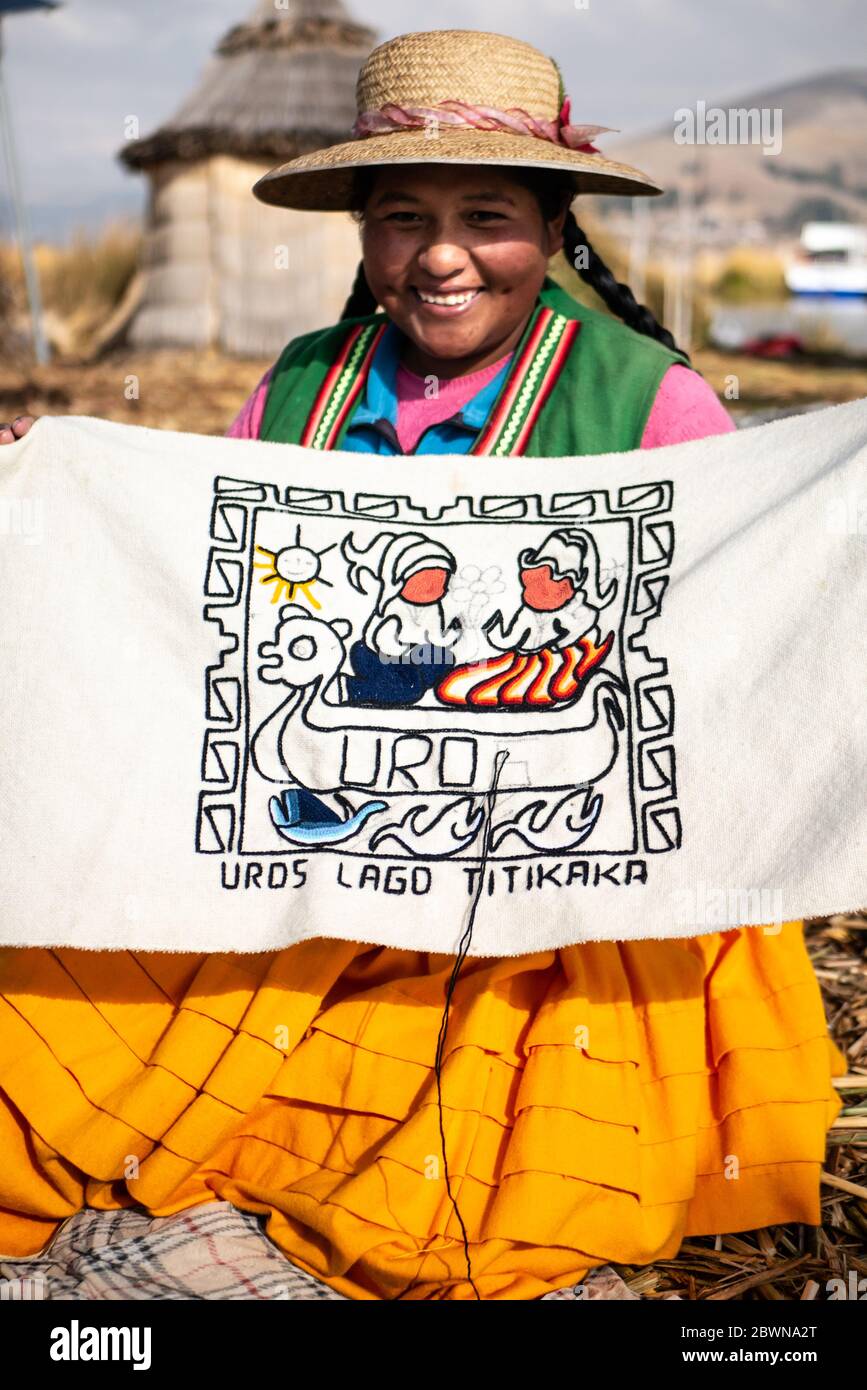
[1,0,865,240]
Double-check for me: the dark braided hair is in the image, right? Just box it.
[341,164,689,362]
[340,255,376,321]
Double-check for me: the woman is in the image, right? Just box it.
[0,30,846,1301]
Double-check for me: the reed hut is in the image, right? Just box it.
[118,0,377,356]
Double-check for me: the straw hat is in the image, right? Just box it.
[253,29,662,211]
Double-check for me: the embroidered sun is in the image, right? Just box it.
[253,527,335,609]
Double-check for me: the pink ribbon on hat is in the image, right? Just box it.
[351,97,617,153]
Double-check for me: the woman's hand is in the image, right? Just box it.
[0,416,36,445]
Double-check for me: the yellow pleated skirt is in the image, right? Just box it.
[0,920,846,1300]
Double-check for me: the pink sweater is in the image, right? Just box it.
[227,356,736,449]
[393,352,513,451]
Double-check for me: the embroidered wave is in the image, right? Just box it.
[490,785,603,854]
[369,796,485,858]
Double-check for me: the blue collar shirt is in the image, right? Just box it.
[339,319,513,456]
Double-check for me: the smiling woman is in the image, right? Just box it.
[348,164,567,379]
[246,147,735,461]
[0,28,845,1302]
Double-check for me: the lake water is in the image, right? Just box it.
[710,298,867,355]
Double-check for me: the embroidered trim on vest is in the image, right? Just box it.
[300,320,388,449]
[472,308,580,457]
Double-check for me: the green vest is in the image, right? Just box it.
[260,274,695,457]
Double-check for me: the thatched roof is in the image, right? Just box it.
[118,0,377,171]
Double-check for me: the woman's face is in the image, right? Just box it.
[360,164,567,376]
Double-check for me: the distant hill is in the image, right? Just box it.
[594,68,867,244]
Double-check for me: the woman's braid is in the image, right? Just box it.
[562,208,689,361]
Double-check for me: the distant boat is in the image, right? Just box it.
[784,222,867,298]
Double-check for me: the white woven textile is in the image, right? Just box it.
[0,406,864,955]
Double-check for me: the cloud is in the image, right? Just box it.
[1,0,863,233]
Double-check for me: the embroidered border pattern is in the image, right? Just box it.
[472,309,579,457]
[197,480,678,861]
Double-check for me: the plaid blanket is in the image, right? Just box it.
[0,1202,667,1300]
[0,1203,346,1301]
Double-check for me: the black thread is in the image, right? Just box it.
[433,748,510,1302]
